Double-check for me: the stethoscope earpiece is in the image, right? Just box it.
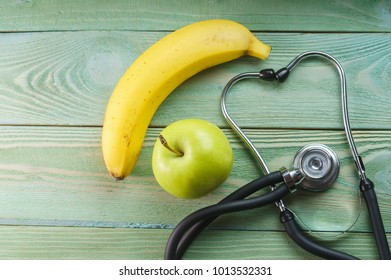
[293,144,340,192]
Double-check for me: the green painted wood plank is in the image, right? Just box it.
[0,226,386,260]
[0,126,390,234]
[0,31,390,129]
[0,0,389,263]
[0,0,390,32]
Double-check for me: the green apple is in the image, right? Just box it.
[152,118,234,199]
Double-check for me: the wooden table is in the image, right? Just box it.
[0,0,390,260]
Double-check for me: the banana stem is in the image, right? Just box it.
[159,135,184,156]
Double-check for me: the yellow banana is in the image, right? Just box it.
[102,19,271,179]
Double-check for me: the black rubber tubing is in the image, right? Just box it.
[173,171,283,259]
[164,172,286,260]
[360,178,391,260]
[165,170,363,260]
[280,209,359,260]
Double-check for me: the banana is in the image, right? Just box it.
[102,19,271,179]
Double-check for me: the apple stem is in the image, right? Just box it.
[158,135,184,156]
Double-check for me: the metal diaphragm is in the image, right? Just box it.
[293,144,340,191]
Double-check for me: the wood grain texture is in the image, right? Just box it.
[0,0,390,32]
[0,0,390,261]
[0,31,390,128]
[0,126,390,235]
[0,226,387,260]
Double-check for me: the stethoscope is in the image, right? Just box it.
[164,51,390,260]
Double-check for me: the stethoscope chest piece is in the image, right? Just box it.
[293,144,340,191]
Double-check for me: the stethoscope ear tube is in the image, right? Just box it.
[280,209,358,260]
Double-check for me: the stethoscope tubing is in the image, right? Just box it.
[173,171,283,258]
[360,178,391,259]
[165,171,284,259]
[280,208,358,260]
[165,171,357,260]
